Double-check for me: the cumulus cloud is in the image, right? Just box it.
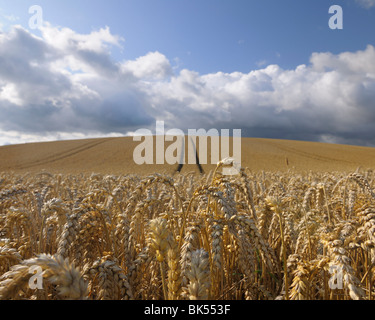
[0,23,375,146]
[140,45,375,146]
[122,51,173,80]
[0,24,155,140]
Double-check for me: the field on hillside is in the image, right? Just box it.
[1,137,375,175]
[1,155,375,300]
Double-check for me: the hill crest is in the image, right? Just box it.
[0,137,374,175]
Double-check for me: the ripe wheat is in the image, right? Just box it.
[1,167,375,300]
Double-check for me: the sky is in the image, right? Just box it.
[0,0,374,146]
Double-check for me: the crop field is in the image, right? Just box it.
[1,151,375,300]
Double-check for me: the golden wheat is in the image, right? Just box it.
[1,163,375,300]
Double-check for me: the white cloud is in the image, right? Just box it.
[3,14,20,22]
[40,23,123,53]
[0,23,375,147]
[0,24,154,138]
[256,60,268,68]
[140,45,375,146]
[0,83,23,106]
[0,129,124,146]
[121,51,173,80]
[355,0,375,8]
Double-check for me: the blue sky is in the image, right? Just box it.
[2,0,374,73]
[0,1,375,146]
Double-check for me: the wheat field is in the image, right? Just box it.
[1,149,375,300]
